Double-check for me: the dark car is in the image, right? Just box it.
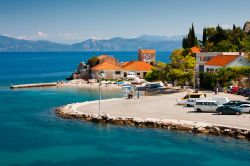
[216,101,250,115]
[216,106,242,115]
[222,100,241,106]
[236,88,246,95]
[242,88,250,97]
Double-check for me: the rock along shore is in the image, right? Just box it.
[55,103,250,141]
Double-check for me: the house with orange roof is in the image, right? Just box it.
[122,61,153,78]
[90,50,155,80]
[196,52,244,72]
[91,60,153,79]
[204,54,249,72]
[91,61,123,79]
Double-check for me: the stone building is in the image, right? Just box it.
[138,49,156,65]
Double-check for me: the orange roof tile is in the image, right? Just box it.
[91,61,122,71]
[97,55,109,60]
[191,47,201,54]
[205,55,239,66]
[138,49,156,54]
[122,61,153,71]
[120,61,129,67]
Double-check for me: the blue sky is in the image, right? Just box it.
[0,0,249,43]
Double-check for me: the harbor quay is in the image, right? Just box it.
[56,91,250,140]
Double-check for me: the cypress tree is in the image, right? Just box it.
[182,23,198,48]
[182,37,186,49]
[190,24,195,46]
[202,28,207,46]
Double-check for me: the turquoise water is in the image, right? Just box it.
[0,52,250,166]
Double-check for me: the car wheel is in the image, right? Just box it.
[235,111,241,115]
[197,108,202,112]
[218,111,223,115]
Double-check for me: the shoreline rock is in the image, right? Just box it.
[55,104,250,141]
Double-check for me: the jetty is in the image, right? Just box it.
[10,82,57,89]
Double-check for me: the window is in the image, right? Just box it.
[196,102,203,105]
[211,102,217,106]
[204,102,210,106]
[115,71,121,75]
[137,73,140,76]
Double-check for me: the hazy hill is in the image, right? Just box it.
[0,35,182,52]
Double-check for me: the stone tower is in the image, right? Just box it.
[138,49,156,65]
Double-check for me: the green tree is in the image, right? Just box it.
[204,24,250,52]
[145,62,171,86]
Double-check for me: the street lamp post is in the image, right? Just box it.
[98,72,104,115]
[98,79,101,115]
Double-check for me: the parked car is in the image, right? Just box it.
[194,100,218,112]
[242,88,250,97]
[186,98,197,107]
[239,104,250,113]
[177,93,206,105]
[216,101,250,115]
[230,86,239,94]
[222,100,242,106]
[216,106,242,115]
[236,87,246,95]
[187,97,228,107]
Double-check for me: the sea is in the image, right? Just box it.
[0,52,249,166]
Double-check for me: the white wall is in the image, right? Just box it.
[227,57,250,67]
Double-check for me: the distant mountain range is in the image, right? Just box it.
[0,35,182,52]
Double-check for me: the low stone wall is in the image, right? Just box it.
[55,104,250,140]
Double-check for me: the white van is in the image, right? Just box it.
[187,97,229,107]
[194,100,218,112]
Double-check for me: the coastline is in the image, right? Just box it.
[55,91,250,140]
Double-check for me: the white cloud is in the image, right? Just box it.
[37,31,48,37]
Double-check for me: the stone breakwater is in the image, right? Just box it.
[55,103,250,140]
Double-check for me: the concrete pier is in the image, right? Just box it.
[10,82,57,89]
